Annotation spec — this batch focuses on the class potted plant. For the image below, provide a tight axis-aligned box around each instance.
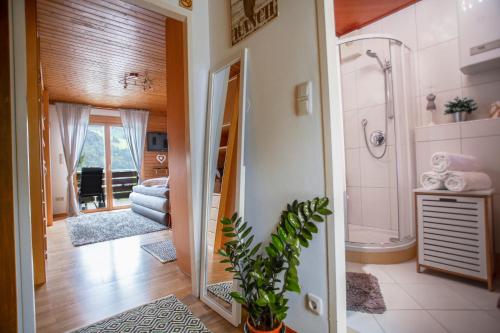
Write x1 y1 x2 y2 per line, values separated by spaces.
218 197 333 333
444 97 478 122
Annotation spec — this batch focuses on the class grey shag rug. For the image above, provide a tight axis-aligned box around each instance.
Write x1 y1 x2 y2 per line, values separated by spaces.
141 239 177 263
71 295 210 333
207 281 233 304
346 272 386 314
66 209 167 247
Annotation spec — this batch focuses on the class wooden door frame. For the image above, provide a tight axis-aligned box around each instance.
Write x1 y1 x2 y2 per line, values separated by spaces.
12 0 208 330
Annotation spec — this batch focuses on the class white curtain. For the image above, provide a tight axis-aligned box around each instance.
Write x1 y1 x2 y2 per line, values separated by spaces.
56 102 91 216
119 109 149 181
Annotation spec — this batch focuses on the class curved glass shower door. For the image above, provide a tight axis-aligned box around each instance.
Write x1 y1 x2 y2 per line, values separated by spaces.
339 35 416 247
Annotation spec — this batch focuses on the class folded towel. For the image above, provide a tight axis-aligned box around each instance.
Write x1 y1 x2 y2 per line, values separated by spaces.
420 171 448 190
444 171 492 192
431 152 481 173
131 203 168 226
142 177 169 187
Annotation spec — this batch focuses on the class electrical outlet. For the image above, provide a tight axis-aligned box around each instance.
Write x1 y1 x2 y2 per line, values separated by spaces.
306 293 323 316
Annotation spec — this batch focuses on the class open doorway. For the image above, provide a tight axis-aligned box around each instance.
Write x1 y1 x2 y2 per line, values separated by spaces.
26 0 236 331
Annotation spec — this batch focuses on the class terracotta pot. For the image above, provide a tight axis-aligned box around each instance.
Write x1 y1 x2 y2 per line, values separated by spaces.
245 319 284 333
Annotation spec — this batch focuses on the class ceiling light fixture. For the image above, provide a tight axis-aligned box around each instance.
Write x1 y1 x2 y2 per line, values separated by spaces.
120 72 152 91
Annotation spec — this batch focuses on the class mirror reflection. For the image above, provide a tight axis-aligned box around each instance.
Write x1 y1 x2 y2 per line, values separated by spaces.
205 61 242 312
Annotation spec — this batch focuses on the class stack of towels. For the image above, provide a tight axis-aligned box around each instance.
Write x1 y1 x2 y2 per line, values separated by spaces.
421 152 492 192
130 177 170 226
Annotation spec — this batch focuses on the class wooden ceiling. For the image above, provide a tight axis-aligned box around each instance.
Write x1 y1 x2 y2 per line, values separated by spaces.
334 0 419 36
37 0 167 111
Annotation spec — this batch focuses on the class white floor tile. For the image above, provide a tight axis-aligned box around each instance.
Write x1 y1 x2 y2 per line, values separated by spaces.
486 309 500 323
444 278 500 310
400 283 479 310
380 261 450 284
374 310 447 333
379 284 422 310
346 262 395 283
347 311 385 333
429 310 500 333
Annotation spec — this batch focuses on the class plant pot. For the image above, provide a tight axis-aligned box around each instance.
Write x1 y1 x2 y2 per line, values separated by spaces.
453 111 468 122
244 319 285 333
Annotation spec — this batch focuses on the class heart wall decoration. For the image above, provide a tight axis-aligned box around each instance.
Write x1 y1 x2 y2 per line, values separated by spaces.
156 154 167 164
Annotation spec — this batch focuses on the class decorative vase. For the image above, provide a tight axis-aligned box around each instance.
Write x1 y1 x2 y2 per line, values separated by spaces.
245 320 285 333
453 112 467 122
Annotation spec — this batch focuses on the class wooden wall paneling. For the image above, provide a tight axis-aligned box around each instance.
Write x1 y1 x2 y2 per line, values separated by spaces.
165 17 191 276
334 0 419 36
0 0 19 330
42 90 53 226
27 0 47 286
214 77 240 253
37 0 167 112
143 111 168 180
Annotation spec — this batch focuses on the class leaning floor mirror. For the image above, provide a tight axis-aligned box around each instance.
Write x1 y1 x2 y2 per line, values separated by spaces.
200 49 248 326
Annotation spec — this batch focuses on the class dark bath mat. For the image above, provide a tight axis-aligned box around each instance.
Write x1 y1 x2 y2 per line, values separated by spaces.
346 272 386 314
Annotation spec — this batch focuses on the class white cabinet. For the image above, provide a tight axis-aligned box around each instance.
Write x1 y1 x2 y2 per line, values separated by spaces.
415 189 495 290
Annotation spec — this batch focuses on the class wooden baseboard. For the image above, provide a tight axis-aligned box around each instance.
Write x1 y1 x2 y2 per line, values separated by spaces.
53 213 68 221
346 244 417 264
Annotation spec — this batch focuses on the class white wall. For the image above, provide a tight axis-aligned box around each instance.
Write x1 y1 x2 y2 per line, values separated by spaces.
209 1 330 331
49 105 68 215
343 0 500 127
415 118 500 253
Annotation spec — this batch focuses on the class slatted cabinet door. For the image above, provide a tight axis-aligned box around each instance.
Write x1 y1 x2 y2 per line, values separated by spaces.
417 195 487 281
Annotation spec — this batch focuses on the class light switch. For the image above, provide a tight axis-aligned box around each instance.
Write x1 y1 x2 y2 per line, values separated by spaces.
296 81 312 116
306 293 323 315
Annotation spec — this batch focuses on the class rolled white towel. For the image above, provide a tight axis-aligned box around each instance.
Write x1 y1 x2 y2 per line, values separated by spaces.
444 171 492 192
141 177 169 187
431 152 481 173
420 171 448 190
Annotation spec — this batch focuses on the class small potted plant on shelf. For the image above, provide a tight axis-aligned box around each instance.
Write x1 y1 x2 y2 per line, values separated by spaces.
445 97 478 122
218 197 333 333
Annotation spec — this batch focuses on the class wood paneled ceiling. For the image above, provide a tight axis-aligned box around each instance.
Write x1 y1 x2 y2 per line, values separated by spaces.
334 0 419 36
37 0 167 111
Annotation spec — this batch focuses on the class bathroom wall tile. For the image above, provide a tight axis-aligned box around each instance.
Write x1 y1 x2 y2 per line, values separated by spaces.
382 5 418 50
461 67 500 88
415 139 461 180
358 103 396 146
360 146 392 188
418 39 461 96
341 72 357 112
416 0 458 49
415 122 460 142
460 118 500 138
346 187 362 227
361 187 391 230
345 148 361 187
343 109 360 148
356 66 386 109
462 80 500 120
461 136 500 191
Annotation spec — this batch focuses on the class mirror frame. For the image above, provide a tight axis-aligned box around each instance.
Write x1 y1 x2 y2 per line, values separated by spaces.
199 48 248 326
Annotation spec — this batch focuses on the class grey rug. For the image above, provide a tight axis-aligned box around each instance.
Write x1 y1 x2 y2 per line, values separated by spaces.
71 295 210 333
346 272 386 314
207 281 233 304
141 239 177 263
66 209 167 247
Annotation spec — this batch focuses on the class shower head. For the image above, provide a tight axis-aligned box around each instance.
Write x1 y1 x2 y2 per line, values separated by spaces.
366 49 386 70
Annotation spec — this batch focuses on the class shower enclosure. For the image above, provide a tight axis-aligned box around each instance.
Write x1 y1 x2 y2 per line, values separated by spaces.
339 34 416 255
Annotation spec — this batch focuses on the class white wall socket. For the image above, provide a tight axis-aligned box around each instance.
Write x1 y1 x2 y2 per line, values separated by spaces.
306 293 323 315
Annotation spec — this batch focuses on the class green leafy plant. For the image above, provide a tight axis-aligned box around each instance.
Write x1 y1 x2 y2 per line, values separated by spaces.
218 197 332 331
444 97 478 114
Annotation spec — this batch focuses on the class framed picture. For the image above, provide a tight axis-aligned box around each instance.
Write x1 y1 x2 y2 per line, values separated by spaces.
231 0 278 45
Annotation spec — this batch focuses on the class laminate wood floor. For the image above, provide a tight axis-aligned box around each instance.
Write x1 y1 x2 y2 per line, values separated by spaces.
35 219 242 333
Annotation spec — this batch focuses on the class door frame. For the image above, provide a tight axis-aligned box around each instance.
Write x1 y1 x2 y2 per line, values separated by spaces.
10 0 210 330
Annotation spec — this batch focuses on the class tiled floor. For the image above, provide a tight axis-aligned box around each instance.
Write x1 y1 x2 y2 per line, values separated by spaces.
347 260 500 333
